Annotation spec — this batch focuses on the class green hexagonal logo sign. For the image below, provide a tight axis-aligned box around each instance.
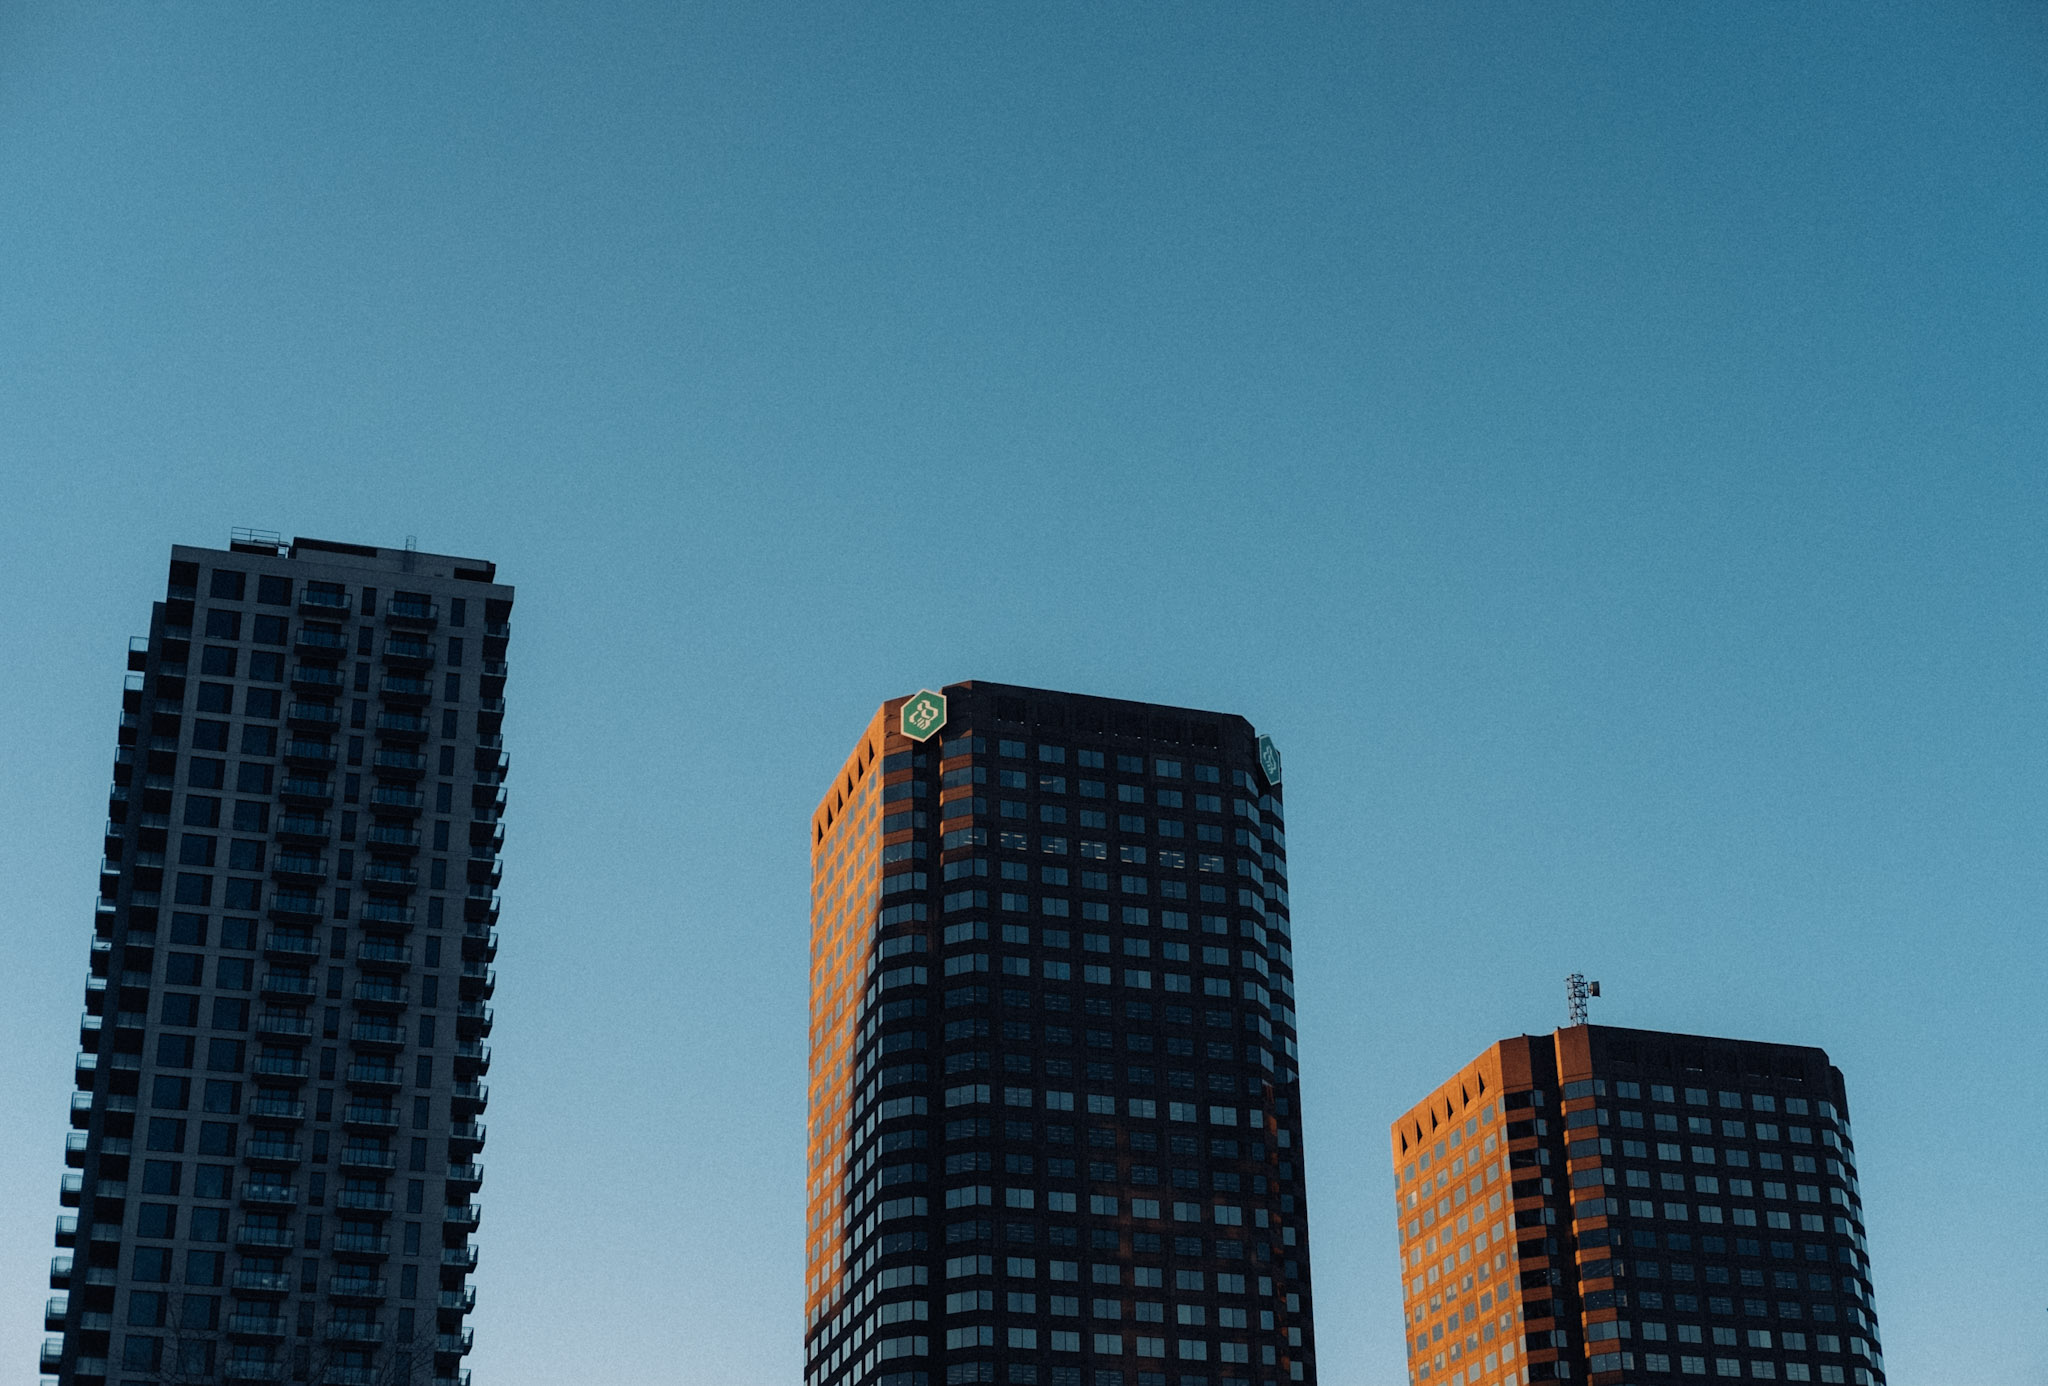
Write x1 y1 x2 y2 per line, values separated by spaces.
1256 734 1282 787
900 689 948 742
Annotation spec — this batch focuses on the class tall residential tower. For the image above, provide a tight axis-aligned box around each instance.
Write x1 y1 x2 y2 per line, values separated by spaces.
806 682 1316 1386
1391 1024 1882 1386
43 534 512 1386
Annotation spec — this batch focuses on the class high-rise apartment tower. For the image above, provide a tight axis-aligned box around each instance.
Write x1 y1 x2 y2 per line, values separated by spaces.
1390 1024 1882 1386
805 681 1315 1386
42 534 513 1386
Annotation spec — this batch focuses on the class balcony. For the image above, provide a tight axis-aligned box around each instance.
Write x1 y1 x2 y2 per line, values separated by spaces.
352 978 407 1011
381 675 433 704
376 711 431 743
448 1121 486 1151
459 924 498 964
349 1022 406 1050
436 1329 475 1356
439 1286 477 1314
45 1293 68 1331
444 1204 481 1232
287 700 342 729
465 855 501 888
342 1104 401 1132
336 1188 395 1214
234 1223 296 1250
357 941 413 970
324 1369 379 1386
459 963 495 1000
365 824 421 853
60 1170 83 1206
299 588 352 617
462 890 500 925
40 1339 63 1372
275 814 331 842
231 1268 294 1294
446 1162 483 1193
294 627 349 655
386 598 439 626
368 785 423 815
279 776 334 805
260 971 317 1000
329 1275 387 1302
360 901 416 928
247 1097 307 1122
338 1145 398 1173
271 853 327 884
290 663 345 692
255 1010 314 1040
442 1246 479 1272
267 891 324 923
382 638 436 668
243 1139 304 1167
240 1183 299 1208
49 1254 72 1288
226 1312 289 1339
325 1320 387 1344
64 1131 88 1167
451 1081 488 1114
360 862 418 889
225 1356 286 1380
345 1062 403 1091
373 749 427 779
55 1213 77 1246
331 1233 391 1257
252 1053 310 1080
263 931 321 961
455 1001 493 1038
452 1041 490 1078
284 739 338 769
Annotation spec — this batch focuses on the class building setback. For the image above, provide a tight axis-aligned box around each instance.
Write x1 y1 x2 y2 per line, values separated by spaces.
805 682 1316 1386
42 534 512 1386
1390 1025 1883 1386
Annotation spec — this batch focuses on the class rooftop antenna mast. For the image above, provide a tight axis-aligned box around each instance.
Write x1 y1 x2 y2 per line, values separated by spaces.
1566 973 1601 1027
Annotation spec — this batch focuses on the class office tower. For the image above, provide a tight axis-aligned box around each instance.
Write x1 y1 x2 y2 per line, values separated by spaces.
1390 1024 1883 1386
805 682 1315 1386
43 533 513 1386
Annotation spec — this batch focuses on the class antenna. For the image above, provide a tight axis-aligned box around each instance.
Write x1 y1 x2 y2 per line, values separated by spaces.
1566 973 1601 1027
402 534 418 573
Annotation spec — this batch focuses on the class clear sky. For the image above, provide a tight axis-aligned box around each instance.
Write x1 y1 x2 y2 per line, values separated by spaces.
1 3 2043 1382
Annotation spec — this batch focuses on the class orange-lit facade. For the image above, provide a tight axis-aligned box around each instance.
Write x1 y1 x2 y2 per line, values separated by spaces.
1392 1026 1881 1386
806 700 897 1337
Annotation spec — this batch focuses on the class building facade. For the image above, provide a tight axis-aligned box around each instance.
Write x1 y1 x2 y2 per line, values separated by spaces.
1390 1025 1882 1386
42 535 513 1386
805 681 1315 1386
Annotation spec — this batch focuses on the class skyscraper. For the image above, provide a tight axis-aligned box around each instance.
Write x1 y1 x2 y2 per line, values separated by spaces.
1390 1024 1882 1386
805 681 1315 1386
42 534 513 1386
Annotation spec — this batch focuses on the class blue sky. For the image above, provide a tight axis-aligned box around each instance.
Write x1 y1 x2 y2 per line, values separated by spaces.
1 4 2043 1382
